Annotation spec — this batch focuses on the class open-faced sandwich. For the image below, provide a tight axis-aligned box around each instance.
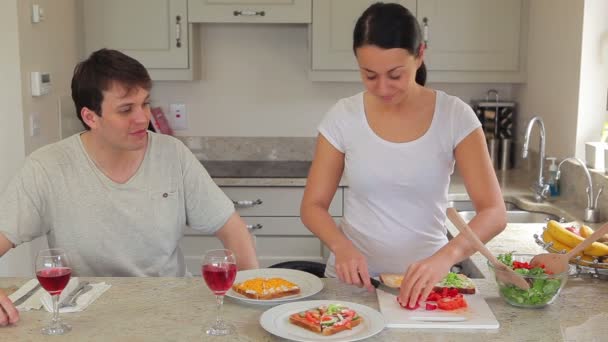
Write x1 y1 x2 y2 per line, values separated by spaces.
380 272 476 294
232 277 300 300
289 303 362 336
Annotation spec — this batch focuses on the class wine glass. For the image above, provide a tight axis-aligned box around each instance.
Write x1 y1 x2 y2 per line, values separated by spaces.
201 249 237 336
35 248 72 335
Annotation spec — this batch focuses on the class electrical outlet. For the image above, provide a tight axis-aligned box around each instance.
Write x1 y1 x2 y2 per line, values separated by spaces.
168 104 187 130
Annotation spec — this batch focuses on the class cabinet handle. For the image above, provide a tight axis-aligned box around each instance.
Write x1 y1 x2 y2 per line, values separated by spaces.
175 15 182 48
233 10 265 17
232 199 263 208
422 17 429 47
246 224 263 231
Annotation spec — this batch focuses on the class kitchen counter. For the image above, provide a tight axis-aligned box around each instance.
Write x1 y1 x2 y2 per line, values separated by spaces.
2 271 606 341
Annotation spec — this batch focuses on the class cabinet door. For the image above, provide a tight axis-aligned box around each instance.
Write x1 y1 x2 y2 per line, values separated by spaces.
418 0 522 71
83 0 189 69
188 0 311 23
311 0 417 71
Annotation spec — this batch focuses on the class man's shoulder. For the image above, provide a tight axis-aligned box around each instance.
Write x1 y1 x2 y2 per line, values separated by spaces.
28 134 83 166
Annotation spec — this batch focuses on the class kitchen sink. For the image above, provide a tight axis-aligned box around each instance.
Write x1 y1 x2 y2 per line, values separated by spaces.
446 231 484 279
449 200 560 224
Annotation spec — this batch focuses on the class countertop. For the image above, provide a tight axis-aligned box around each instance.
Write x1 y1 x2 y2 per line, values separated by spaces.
2 213 607 341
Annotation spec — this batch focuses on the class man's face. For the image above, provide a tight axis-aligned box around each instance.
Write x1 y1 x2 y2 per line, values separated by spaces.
90 83 151 152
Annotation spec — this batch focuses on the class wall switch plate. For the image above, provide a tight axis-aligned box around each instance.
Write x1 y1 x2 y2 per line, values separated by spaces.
168 104 187 130
32 4 44 23
30 112 40 137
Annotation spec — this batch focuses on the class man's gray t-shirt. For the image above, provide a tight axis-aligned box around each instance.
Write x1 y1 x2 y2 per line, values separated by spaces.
0 132 234 276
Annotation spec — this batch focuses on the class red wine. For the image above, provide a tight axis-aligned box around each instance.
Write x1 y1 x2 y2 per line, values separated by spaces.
202 264 237 295
36 267 72 295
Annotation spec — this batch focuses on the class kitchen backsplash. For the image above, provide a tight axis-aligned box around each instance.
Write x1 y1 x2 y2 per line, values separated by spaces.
178 136 315 161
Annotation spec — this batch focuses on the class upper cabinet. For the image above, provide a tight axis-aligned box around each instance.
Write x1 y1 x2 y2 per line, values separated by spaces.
310 0 528 83
188 0 312 23
82 0 198 81
418 0 522 72
311 0 416 71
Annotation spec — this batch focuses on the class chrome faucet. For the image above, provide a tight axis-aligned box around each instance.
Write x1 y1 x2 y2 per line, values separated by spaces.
556 158 603 223
522 116 550 202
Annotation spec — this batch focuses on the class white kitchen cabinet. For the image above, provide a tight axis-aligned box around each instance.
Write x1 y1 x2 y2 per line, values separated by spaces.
188 0 311 23
309 0 528 83
181 186 344 274
311 0 416 72
82 0 198 81
418 0 522 72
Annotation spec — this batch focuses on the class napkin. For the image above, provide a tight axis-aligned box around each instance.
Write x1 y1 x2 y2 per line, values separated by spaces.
7 278 44 311
40 277 112 313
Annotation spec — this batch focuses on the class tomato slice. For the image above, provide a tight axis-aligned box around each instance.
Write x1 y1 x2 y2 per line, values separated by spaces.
437 294 467 311
396 296 420 310
425 303 438 311
426 292 442 302
306 311 320 324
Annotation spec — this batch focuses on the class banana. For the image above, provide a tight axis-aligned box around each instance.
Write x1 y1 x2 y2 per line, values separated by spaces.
541 230 577 254
579 224 608 244
545 220 608 257
579 225 593 238
541 229 608 268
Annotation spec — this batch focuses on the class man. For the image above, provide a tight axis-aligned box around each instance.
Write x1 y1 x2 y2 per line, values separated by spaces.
0 49 258 325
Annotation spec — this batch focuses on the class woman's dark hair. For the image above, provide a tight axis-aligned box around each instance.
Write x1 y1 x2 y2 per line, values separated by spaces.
71 48 152 130
353 2 426 86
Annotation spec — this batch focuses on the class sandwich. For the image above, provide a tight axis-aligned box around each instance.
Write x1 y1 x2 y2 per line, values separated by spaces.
379 272 476 294
232 277 300 300
289 303 362 336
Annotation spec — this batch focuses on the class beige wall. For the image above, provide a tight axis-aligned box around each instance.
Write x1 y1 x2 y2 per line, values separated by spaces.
151 24 514 137
0 0 79 276
514 0 584 159
575 0 608 158
17 0 80 154
0 0 30 277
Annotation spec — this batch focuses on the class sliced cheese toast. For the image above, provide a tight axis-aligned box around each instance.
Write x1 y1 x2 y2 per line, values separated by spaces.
232 277 300 300
379 272 476 294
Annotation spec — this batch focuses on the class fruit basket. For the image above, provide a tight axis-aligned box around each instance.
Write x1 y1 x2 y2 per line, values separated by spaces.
534 222 608 280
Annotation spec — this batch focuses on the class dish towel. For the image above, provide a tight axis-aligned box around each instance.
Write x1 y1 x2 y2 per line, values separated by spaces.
8 278 111 313
40 277 112 313
7 278 44 311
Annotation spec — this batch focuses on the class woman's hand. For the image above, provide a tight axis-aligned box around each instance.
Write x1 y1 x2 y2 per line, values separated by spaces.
398 254 452 308
0 289 19 326
333 241 374 291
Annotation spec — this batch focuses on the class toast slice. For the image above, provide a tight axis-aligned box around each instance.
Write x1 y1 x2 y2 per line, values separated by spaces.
232 277 300 300
379 272 476 294
288 304 363 336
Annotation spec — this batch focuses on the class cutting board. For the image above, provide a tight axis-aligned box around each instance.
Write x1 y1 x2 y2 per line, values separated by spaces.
377 289 499 329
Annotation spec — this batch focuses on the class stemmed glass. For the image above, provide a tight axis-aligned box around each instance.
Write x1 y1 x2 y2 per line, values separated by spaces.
201 249 237 336
35 248 72 335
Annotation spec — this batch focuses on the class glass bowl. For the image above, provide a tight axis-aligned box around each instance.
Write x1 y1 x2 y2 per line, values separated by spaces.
487 253 569 308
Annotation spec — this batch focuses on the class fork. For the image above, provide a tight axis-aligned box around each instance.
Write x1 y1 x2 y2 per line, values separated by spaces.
59 284 93 308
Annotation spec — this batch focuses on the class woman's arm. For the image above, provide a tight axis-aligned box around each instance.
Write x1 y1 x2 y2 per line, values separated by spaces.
400 127 507 307
301 135 373 290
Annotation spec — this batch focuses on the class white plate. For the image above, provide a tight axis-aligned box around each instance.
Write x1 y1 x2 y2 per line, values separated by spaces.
226 268 324 305
260 300 385 342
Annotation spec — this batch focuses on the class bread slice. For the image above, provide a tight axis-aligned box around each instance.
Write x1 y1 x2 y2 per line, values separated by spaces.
232 277 300 300
379 272 476 294
289 312 322 333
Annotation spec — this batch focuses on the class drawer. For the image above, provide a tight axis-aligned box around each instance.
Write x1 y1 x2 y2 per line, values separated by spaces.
185 217 342 236
222 186 343 217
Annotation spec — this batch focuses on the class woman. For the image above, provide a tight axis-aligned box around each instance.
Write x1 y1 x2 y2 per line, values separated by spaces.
300 2 506 308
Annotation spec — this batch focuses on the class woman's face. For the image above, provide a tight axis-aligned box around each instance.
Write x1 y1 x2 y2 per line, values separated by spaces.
355 45 423 105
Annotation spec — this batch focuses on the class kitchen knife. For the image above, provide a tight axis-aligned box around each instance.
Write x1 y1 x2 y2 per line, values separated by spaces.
13 283 42 306
370 277 401 296
58 281 90 308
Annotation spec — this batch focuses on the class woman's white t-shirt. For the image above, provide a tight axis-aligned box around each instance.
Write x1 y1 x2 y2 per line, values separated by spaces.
318 90 481 277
